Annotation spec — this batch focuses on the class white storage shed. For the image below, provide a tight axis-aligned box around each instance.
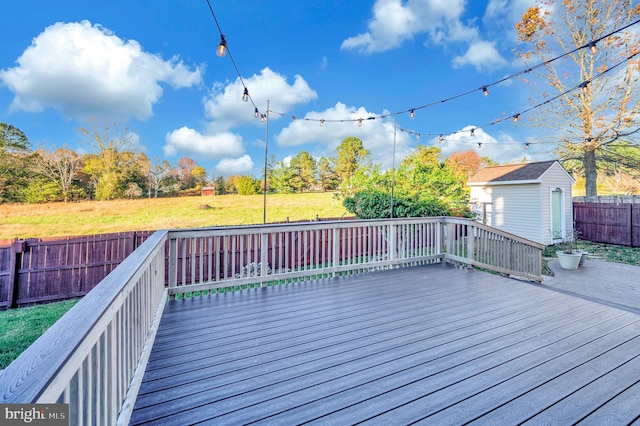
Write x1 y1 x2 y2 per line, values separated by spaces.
467 160 575 245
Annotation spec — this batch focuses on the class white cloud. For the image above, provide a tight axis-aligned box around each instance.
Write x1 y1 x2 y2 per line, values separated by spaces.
0 21 202 120
434 125 530 163
164 126 244 158
215 155 254 175
452 40 509 72
203 67 317 131
341 0 473 53
275 102 412 170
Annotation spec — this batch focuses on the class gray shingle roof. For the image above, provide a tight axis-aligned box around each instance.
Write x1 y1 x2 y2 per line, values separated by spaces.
467 160 558 184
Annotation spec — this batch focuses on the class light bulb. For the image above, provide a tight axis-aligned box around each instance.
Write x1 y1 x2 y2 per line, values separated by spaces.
320 119 324 127
410 109 415 119
470 128 475 137
357 118 363 128
216 35 227 57
482 86 489 96
513 114 520 123
438 134 443 144
581 82 589 94
254 108 259 119
525 143 530 149
477 142 482 149
261 114 266 122
242 88 249 102
589 42 598 54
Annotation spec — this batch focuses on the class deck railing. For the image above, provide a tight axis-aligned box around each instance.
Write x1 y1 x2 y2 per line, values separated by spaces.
0 217 542 424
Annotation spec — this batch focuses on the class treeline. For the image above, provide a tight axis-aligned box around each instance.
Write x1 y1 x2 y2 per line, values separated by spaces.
0 120 493 216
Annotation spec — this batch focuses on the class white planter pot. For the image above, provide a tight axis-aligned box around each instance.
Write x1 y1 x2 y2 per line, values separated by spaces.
556 251 582 270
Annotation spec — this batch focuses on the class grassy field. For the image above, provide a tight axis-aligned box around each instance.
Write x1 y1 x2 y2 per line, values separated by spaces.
0 192 349 240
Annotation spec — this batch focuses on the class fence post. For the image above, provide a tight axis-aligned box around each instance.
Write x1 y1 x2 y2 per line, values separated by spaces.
8 240 26 309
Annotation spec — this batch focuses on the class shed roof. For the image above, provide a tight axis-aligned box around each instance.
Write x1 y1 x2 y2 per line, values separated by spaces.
467 160 572 185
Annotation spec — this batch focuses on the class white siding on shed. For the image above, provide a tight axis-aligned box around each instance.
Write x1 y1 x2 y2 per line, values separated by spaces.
490 184 542 243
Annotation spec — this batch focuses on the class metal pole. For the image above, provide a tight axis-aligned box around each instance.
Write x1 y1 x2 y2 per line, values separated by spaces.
390 119 396 218
263 100 269 224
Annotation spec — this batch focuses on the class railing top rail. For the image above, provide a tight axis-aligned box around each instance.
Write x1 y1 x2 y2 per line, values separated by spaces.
0 230 169 403
166 216 457 237
471 221 546 249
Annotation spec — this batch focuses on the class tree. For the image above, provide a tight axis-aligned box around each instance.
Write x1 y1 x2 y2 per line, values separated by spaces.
515 0 640 198
33 148 83 202
79 117 138 200
317 156 339 191
269 160 296 194
333 136 370 194
147 160 177 198
0 123 32 202
445 150 486 180
289 151 317 192
236 175 260 195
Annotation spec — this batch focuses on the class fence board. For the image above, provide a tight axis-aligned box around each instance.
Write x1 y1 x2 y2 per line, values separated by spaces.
574 203 633 246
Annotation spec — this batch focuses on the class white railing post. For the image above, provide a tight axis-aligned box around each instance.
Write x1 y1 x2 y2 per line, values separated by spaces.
332 226 340 277
260 233 268 287
389 223 396 261
466 222 474 266
168 237 177 300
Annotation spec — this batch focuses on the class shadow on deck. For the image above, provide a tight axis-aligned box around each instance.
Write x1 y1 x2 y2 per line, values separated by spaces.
131 263 640 425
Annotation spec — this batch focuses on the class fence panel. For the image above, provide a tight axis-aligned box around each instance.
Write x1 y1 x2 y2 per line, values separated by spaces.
574 203 633 246
634 205 640 247
0 232 153 308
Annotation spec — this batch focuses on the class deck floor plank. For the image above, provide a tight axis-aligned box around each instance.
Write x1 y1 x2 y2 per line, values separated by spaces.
130 263 640 425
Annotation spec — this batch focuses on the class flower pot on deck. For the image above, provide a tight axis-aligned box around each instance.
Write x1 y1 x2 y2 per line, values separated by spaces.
556 251 582 270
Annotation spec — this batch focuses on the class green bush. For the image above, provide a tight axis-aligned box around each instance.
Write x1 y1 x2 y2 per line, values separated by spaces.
343 189 450 219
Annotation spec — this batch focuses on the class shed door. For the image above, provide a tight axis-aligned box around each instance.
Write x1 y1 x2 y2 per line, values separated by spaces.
551 188 563 239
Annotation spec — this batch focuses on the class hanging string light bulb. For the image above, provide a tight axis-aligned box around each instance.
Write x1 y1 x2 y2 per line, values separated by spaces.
477 142 482 149
410 109 415 119
589 42 598 54
513 114 520 123
357 118 363 127
525 143 530 149
242 88 249 102
482 86 489 96
470 128 475 137
580 81 590 94
254 108 259 119
438 134 443 144
216 34 227 57
261 114 266 123
320 119 325 127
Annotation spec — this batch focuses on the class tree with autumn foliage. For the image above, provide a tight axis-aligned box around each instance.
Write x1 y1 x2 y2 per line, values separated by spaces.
445 150 491 181
515 0 640 198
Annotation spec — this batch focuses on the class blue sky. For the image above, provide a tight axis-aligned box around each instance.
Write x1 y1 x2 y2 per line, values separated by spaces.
0 0 553 177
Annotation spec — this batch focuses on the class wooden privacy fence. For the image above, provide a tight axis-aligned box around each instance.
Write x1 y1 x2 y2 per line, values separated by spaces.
573 202 640 247
0 232 153 309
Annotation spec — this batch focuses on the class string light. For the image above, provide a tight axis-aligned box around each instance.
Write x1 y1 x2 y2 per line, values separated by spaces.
242 88 249 102
410 109 415 119
513 114 520 123
358 118 363 127
589 42 598 54
320 119 324 127
216 34 227 57
470 128 475 137
477 142 482 149
438 134 443 144
254 108 259 119
580 81 590 94
482 86 489 96
525 143 530 149
261 114 267 122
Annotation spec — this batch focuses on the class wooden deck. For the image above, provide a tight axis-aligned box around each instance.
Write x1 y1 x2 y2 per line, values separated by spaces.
130 263 640 425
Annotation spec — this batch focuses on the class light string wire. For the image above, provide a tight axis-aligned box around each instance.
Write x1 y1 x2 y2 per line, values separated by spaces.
205 2 640 147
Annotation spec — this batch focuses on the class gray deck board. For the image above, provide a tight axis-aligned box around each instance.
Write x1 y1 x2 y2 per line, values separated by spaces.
130 263 640 425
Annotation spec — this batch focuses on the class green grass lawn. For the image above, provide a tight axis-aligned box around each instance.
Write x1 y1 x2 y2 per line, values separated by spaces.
0 299 79 369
